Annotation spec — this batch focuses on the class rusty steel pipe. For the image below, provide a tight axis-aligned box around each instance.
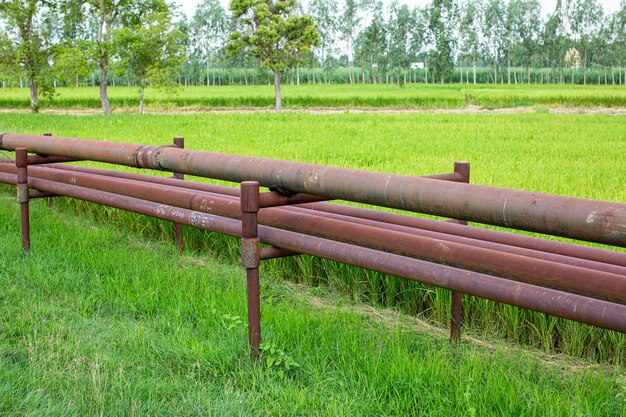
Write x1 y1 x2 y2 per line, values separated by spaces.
2 134 624 246
15 149 30 252
7 161 626 272
260 246 300 260
282 205 626 276
37 162 626 268
241 181 261 358
2 161 625 278
296 202 626 267
6 174 626 333
172 137 185 252
450 161 470 342
6 164 626 305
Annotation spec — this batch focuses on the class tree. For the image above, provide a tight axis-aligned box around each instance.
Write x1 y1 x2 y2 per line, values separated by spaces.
569 0 603 84
610 1 626 85
191 0 228 86
483 0 505 83
114 8 184 114
388 2 414 84
0 0 56 112
507 0 541 84
459 0 483 84
354 0 387 83
227 0 319 113
543 0 569 83
308 0 338 83
340 0 360 84
427 0 459 84
82 0 134 114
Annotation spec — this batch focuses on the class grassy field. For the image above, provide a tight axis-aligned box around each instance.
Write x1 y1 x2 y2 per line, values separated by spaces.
1 84 626 110
0 193 625 416
1 111 625 364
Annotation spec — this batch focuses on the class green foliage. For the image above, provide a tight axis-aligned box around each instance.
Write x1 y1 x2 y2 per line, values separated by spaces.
427 0 459 84
0 0 57 112
227 0 320 72
113 8 185 112
258 341 300 378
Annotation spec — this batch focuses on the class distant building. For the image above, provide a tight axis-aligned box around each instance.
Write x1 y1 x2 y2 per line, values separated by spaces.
565 48 581 69
410 62 425 69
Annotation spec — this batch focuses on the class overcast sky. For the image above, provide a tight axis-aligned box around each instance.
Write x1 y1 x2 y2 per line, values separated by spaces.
173 0 621 19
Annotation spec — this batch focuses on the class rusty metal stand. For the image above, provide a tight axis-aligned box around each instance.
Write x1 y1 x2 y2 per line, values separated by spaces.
449 161 470 342
172 136 185 252
15 148 30 252
43 132 54 207
241 181 261 358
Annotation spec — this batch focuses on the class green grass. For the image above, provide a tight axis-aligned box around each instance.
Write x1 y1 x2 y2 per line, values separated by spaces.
0 111 625 363
1 83 626 110
0 193 625 416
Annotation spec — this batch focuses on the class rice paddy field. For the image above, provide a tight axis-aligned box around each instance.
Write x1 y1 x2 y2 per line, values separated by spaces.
0 92 625 415
2 83 626 110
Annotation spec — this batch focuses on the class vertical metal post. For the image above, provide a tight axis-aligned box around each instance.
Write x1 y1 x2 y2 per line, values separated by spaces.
450 161 470 342
15 148 30 252
173 136 184 251
241 181 261 358
43 132 53 207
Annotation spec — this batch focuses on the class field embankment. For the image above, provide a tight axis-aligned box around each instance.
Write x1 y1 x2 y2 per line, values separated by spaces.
1 84 626 111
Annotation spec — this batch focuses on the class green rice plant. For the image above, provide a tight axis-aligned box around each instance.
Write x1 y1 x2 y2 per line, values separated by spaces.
1 83 626 110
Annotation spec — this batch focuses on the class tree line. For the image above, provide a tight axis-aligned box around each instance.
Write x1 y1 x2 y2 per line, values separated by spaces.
1 0 625 114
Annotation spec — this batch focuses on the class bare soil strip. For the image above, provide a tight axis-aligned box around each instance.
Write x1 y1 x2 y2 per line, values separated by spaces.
2 105 626 115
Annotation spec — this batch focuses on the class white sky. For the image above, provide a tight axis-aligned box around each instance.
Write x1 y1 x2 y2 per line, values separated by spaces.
173 0 621 19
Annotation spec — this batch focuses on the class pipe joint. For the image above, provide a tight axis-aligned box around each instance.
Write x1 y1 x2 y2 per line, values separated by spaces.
17 183 29 203
241 237 260 268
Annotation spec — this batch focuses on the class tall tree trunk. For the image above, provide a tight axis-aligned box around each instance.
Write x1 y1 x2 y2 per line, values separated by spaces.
473 47 476 85
583 48 587 85
507 55 511 84
273 69 281 113
29 75 39 113
493 58 497 85
100 61 111 115
139 76 145 115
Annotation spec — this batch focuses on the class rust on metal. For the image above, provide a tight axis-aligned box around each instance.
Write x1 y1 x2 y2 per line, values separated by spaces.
241 238 261 268
1 133 624 246
2 162 624 304
450 161 470 342
172 136 185 251
15 148 30 252
241 181 261 357
260 246 300 260
1 171 625 333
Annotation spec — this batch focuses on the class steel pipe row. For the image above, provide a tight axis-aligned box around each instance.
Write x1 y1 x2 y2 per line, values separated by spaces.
1 171 624 333
10 161 626 268
1 162 625 306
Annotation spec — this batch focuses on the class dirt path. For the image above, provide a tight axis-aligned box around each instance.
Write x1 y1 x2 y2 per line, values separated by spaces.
2 105 626 116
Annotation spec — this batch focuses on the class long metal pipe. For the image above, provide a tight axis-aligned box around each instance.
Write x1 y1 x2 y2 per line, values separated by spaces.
32 161 626 268
3 172 625 333
1 134 624 246
4 161 624 276
3 163 624 305
3 161 626 275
